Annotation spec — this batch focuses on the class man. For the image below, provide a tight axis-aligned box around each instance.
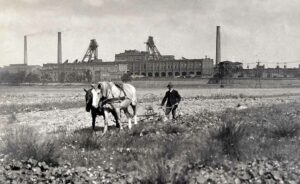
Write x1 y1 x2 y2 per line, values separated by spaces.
161 82 181 120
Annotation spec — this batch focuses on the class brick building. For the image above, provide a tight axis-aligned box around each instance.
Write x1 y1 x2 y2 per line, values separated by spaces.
42 62 127 82
122 58 214 78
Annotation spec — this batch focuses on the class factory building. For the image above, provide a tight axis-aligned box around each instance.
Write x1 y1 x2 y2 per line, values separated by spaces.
216 61 300 79
3 27 218 83
121 58 213 78
42 62 127 82
114 36 214 77
2 64 41 75
242 65 300 78
41 34 215 82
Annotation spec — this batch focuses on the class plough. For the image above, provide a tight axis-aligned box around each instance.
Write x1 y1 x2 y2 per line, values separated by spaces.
137 93 182 122
137 93 162 121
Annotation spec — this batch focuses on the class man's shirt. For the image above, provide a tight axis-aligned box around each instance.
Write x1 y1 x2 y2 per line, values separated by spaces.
161 89 181 107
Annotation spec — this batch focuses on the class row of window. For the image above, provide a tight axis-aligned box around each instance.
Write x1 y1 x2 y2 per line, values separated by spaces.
132 63 202 70
135 71 202 77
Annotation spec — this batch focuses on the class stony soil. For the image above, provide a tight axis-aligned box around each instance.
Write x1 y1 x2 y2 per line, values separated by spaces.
0 86 299 183
1 94 300 136
0 157 299 183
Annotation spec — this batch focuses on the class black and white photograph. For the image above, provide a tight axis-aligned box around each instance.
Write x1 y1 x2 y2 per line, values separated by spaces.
0 0 299 183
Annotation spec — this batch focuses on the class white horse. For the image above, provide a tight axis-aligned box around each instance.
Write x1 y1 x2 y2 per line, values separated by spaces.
91 81 138 133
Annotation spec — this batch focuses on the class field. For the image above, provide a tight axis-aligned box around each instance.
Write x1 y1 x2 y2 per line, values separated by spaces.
0 85 300 183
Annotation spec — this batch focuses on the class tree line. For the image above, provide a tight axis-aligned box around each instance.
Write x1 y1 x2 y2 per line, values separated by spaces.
0 70 93 85
0 71 41 85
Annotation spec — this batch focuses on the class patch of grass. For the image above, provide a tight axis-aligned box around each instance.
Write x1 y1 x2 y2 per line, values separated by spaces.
137 159 170 184
161 124 185 135
2 126 60 166
271 120 300 138
184 136 222 166
68 131 102 150
129 123 157 137
269 114 300 138
211 120 245 160
217 102 300 162
8 112 18 124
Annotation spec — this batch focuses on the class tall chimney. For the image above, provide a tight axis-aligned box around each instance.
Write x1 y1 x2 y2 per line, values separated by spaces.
57 32 62 64
24 35 28 65
216 26 221 66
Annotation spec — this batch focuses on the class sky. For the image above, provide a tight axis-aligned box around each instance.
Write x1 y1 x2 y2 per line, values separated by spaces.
0 0 300 68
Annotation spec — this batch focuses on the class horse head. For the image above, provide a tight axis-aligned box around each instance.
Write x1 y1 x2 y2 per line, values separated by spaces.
86 84 103 110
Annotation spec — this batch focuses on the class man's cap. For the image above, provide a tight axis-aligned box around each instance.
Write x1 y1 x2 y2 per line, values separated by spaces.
167 82 173 88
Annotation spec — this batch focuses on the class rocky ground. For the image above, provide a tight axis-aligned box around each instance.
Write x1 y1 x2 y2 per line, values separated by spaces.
1 94 300 136
0 158 299 183
0 87 299 183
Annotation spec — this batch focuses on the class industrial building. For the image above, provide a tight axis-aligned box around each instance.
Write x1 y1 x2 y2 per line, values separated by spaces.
42 62 127 82
114 36 214 77
2 26 299 84
40 33 215 82
122 58 213 78
242 65 300 79
2 64 41 75
216 61 300 79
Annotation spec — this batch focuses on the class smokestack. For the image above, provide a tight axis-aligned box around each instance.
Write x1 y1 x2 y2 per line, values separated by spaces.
216 26 221 66
57 32 62 64
24 35 28 65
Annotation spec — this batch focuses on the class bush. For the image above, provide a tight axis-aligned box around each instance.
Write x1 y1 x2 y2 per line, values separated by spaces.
211 120 245 160
2 126 60 166
121 73 132 82
0 71 26 85
137 159 170 184
25 72 41 83
184 137 222 166
162 124 185 135
270 119 300 138
68 131 102 150
8 112 18 124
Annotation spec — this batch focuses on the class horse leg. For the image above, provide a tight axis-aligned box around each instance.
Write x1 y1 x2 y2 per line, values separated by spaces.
103 110 109 134
115 107 123 130
120 99 133 128
91 112 96 130
131 104 138 125
107 107 120 129
123 108 132 129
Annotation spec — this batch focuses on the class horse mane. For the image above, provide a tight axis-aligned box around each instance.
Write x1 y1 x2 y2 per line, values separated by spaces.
98 81 109 98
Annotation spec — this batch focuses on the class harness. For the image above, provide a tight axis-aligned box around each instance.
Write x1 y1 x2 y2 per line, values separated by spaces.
98 82 129 108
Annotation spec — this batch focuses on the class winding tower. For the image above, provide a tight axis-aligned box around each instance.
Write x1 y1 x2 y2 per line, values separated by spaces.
145 36 161 61
82 39 99 62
